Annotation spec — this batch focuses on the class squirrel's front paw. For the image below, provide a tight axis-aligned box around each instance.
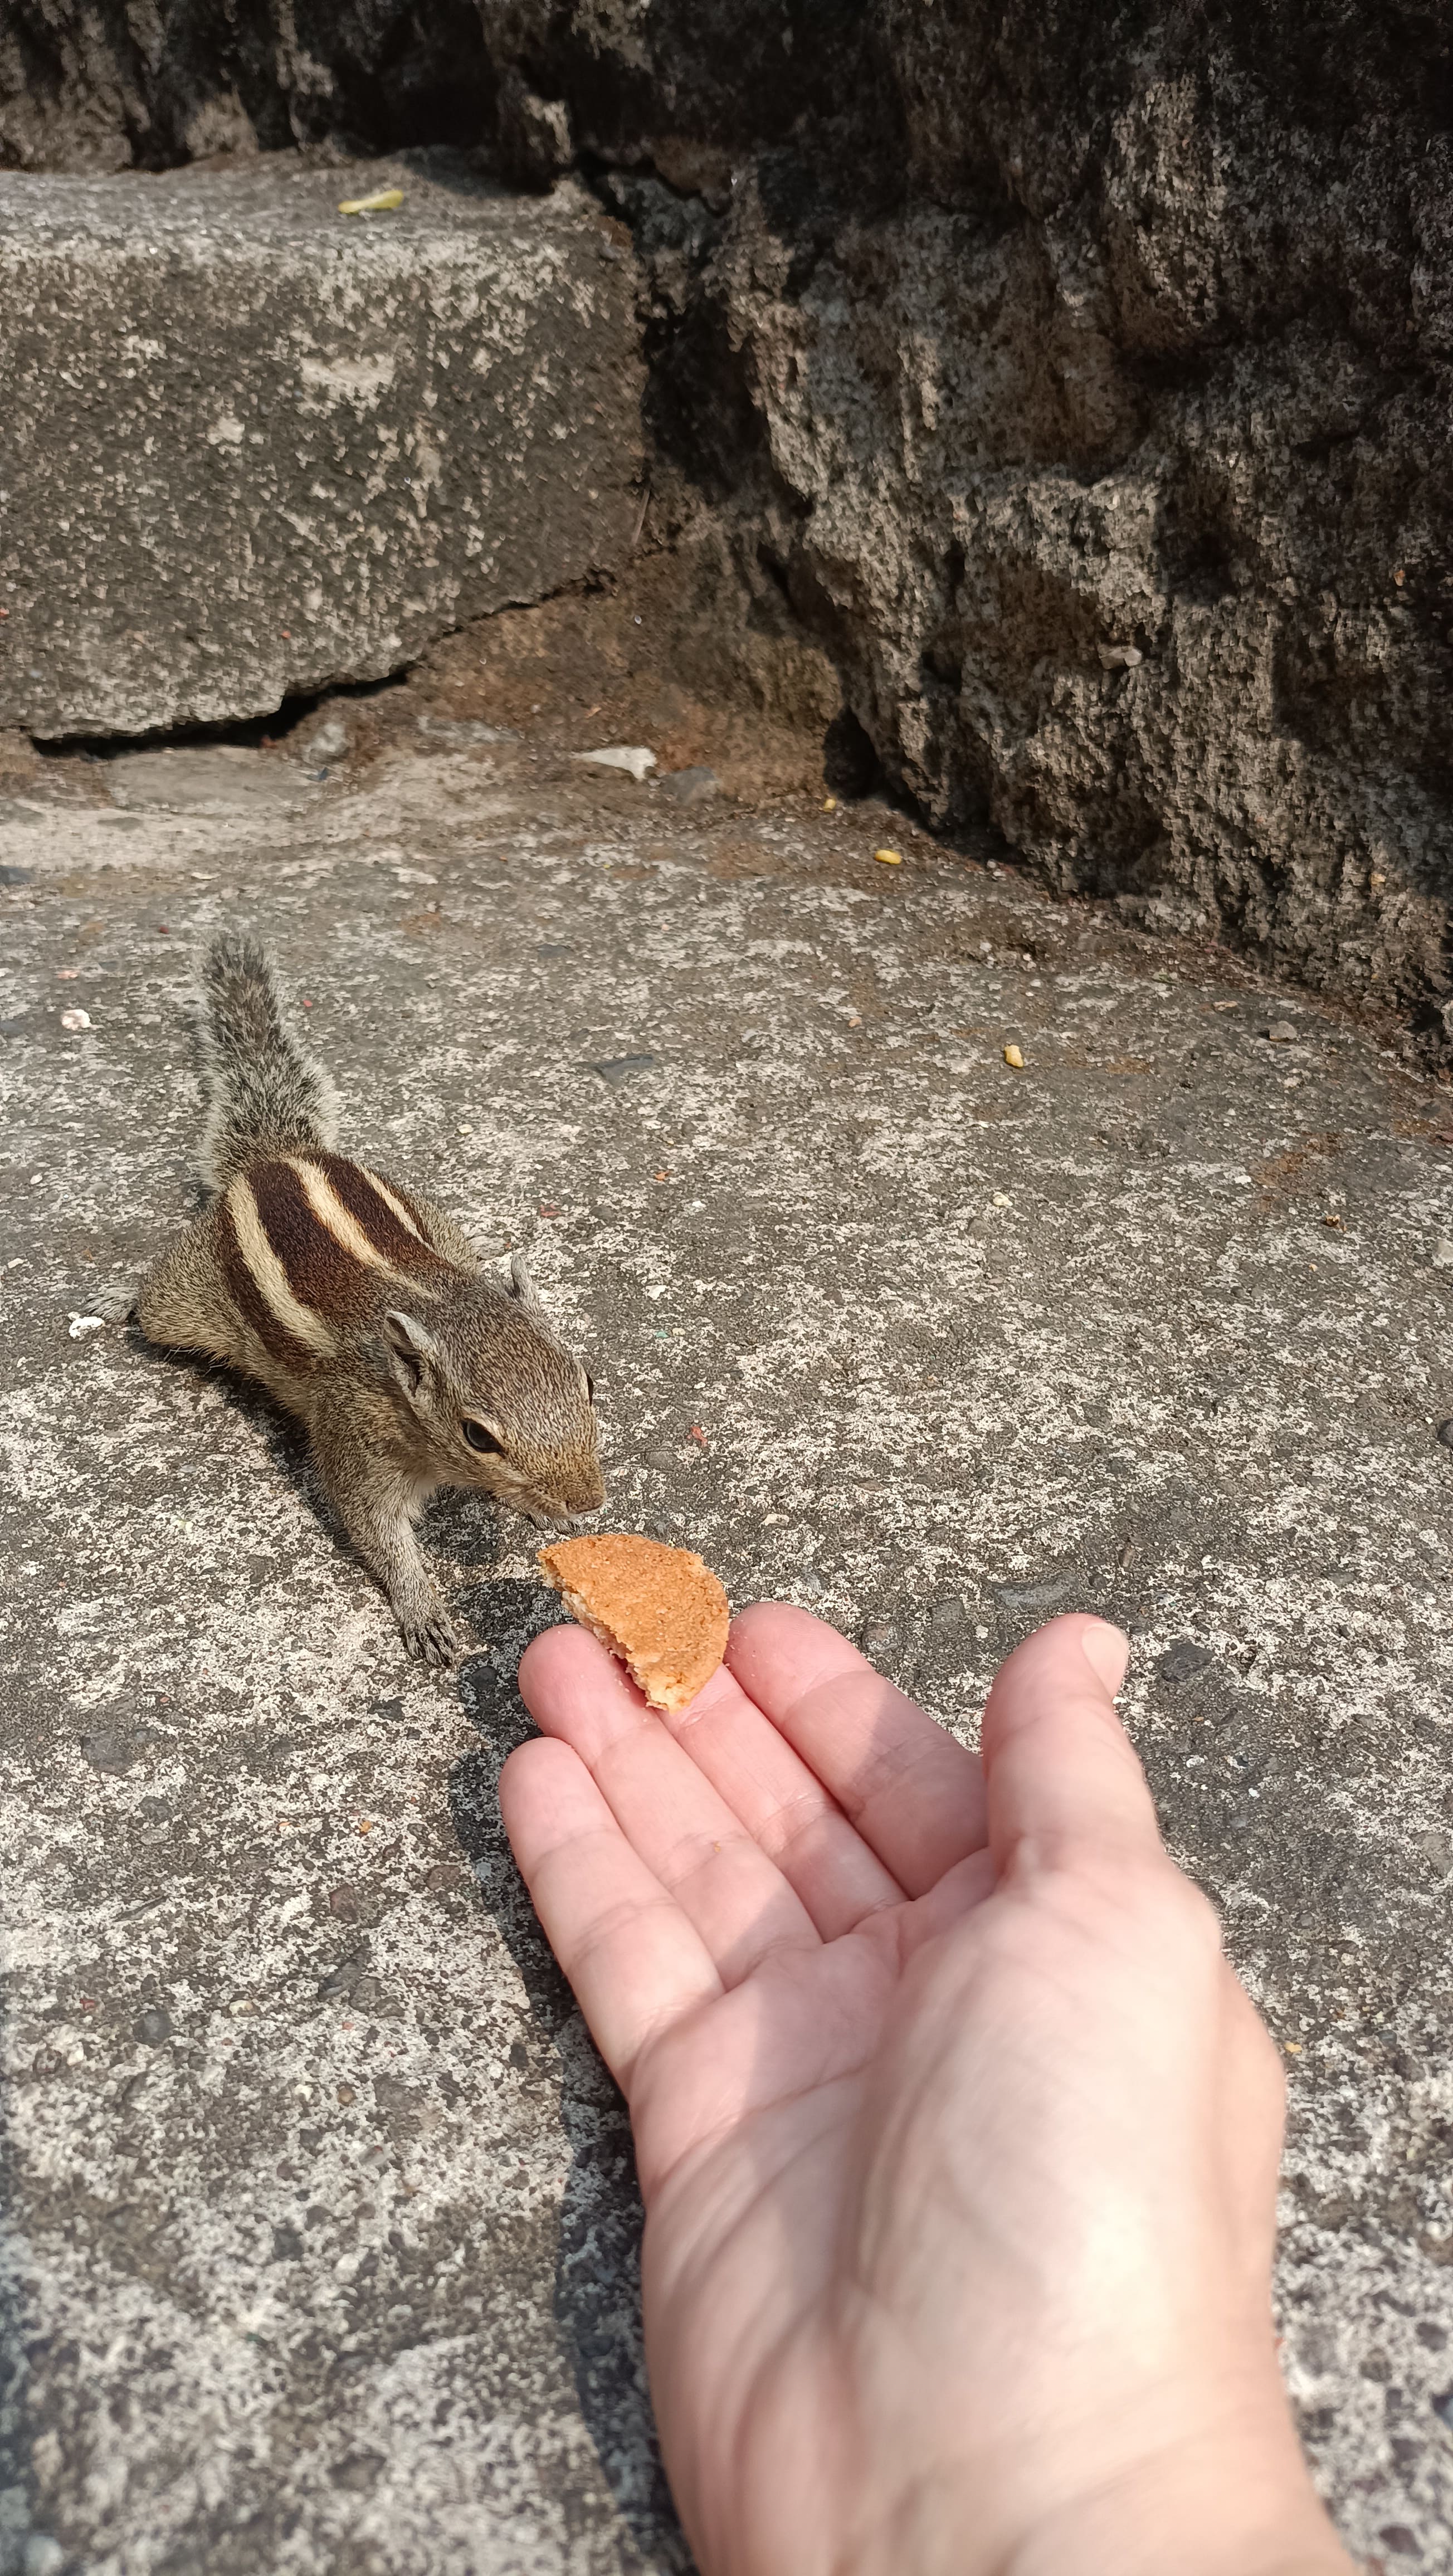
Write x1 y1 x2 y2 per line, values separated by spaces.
397 1603 462 1668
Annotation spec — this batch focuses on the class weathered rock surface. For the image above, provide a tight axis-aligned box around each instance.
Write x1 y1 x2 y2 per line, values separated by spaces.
0 152 643 735
596 0 1453 1042
6 7 1451 1031
1 660 1452 2569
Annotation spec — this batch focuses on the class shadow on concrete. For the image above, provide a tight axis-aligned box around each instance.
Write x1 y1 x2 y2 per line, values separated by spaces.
447 1596 694 2574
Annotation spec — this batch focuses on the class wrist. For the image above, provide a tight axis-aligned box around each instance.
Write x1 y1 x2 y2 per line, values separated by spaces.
1000 2421 1354 2576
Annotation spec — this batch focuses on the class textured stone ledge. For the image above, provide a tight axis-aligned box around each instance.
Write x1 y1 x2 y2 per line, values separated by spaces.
0 153 644 735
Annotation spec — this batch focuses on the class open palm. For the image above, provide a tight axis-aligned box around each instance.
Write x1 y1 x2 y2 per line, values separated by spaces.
501 1606 1350 2576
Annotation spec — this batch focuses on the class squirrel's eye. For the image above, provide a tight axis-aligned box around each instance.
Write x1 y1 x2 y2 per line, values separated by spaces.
462 1419 503 1455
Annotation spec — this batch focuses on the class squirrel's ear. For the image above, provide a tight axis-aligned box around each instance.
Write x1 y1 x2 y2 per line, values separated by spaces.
508 1252 540 1307
383 1308 437 1390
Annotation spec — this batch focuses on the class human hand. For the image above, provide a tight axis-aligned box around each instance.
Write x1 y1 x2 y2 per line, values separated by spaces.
501 1607 1353 2576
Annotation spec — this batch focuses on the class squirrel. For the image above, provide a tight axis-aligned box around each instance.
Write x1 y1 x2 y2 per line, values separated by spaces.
136 933 605 1666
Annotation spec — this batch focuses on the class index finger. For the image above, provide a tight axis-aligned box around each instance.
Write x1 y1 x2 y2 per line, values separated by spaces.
725 1603 987 1896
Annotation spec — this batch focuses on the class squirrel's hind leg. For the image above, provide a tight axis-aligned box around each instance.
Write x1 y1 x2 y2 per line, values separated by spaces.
136 1215 247 1367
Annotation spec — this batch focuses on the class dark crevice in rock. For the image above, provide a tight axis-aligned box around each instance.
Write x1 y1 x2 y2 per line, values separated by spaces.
821 709 882 803
33 669 407 761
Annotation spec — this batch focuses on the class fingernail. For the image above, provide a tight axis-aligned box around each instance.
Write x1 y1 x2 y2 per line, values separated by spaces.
1081 1618 1130 1696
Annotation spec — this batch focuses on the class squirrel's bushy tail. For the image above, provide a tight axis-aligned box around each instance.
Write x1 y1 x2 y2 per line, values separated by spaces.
198 933 339 1188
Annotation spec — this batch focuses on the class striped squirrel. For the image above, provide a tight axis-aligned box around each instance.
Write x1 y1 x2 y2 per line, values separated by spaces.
136 934 604 1665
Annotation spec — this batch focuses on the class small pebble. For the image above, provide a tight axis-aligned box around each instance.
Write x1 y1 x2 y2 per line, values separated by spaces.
82 1730 135 1773
993 1573 1074 1611
1264 1023 1299 1044
417 715 518 746
589 1052 659 1082
60 1007 91 1031
299 717 349 764
657 765 718 804
1431 1240 1453 1269
67 1313 105 1339
133 2006 173 2046
1157 1640 1213 1685
1098 642 1143 669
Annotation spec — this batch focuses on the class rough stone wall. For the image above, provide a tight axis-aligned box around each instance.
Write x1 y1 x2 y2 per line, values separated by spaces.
5 1 1453 1037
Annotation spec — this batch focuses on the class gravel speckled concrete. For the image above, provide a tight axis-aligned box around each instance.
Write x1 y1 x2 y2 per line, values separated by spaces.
0 153 643 738
1 705 1451 2573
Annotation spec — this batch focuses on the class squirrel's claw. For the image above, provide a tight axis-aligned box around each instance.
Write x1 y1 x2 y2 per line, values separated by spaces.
398 1605 462 1668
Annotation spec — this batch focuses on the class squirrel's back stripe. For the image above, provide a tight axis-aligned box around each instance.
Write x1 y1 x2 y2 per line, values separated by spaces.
220 1154 460 1350
217 1187 334 1373
243 1160 379 1328
310 1154 449 1275
288 1159 400 1279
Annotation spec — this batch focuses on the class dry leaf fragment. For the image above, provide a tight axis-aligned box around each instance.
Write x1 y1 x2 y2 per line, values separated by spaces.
574 745 657 782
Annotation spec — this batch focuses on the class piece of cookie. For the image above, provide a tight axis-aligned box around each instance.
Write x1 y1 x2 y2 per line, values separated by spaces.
538 1532 730 1711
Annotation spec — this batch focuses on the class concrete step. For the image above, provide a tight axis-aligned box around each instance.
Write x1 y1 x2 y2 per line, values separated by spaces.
0 151 643 737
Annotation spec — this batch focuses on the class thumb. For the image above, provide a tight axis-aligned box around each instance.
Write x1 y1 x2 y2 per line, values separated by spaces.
981 1613 1161 1872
